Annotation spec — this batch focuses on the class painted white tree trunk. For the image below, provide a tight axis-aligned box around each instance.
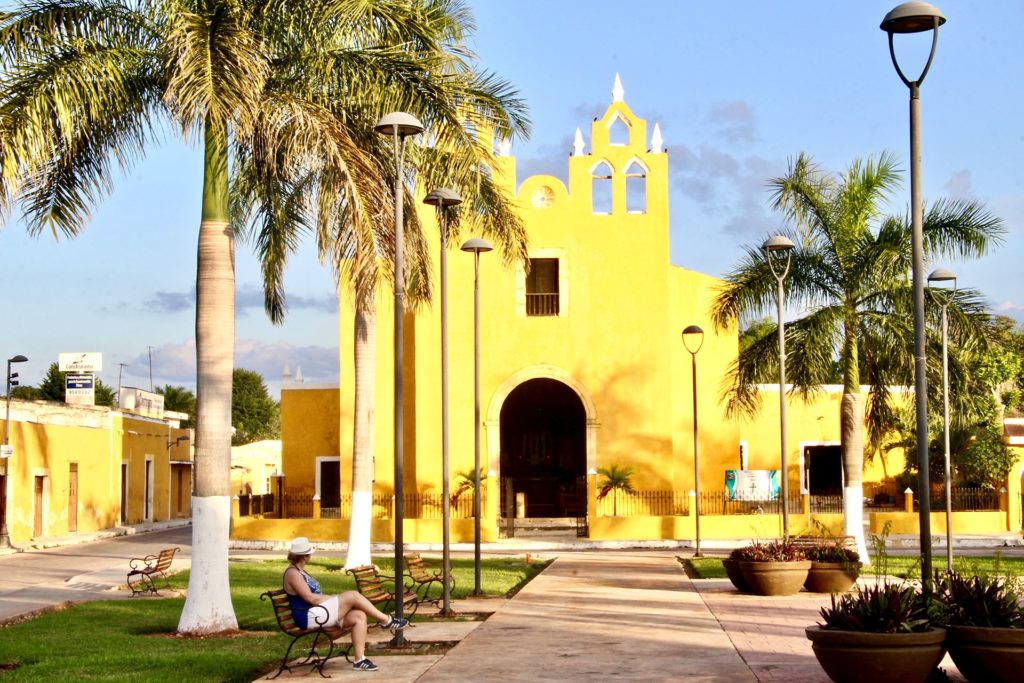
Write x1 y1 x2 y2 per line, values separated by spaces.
178 127 238 632
345 306 376 569
840 392 870 565
178 496 238 632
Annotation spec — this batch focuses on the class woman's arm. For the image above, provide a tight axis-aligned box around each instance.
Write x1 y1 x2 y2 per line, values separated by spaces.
283 567 326 605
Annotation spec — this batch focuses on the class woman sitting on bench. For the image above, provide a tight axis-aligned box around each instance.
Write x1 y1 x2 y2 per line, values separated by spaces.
283 537 409 672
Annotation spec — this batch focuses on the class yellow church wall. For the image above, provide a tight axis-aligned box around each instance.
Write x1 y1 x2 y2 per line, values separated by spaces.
279 387 340 498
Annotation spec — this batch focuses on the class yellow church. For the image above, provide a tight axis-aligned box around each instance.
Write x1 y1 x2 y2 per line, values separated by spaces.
258 78 1020 545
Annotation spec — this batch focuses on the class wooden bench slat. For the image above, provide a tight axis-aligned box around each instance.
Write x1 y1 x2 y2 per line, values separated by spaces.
126 547 179 596
260 589 352 679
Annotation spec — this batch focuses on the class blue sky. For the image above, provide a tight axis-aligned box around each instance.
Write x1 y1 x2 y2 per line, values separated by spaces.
1 0 1021 397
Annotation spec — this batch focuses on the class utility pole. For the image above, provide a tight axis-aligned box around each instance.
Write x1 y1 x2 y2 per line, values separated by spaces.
117 363 128 399
146 347 154 391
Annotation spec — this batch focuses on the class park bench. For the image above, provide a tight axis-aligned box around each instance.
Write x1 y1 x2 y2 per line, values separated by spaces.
260 589 352 679
404 552 454 607
126 547 179 596
346 564 420 617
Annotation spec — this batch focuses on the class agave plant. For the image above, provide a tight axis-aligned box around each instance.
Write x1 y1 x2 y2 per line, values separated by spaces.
733 539 806 562
819 582 931 633
934 570 1024 628
804 544 860 565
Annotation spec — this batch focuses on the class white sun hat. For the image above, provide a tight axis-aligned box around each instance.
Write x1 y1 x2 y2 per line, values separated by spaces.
289 537 314 555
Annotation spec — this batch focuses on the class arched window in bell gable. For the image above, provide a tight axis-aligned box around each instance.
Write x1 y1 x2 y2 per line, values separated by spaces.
625 159 647 214
591 161 613 214
608 113 630 146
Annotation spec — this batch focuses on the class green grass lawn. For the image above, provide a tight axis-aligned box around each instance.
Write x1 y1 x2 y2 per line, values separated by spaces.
688 554 1024 580
0 556 545 682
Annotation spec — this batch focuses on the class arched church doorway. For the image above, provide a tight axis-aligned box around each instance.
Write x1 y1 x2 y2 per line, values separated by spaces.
500 378 586 518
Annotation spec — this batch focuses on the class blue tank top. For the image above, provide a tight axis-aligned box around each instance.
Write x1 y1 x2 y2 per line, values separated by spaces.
285 567 322 630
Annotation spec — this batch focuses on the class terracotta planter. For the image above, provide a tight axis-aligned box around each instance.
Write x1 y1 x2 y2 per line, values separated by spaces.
738 560 811 596
722 558 750 592
946 625 1024 683
805 625 946 683
804 561 860 593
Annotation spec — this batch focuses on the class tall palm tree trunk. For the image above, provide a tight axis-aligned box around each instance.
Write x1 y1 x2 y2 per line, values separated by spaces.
345 304 376 568
179 122 239 633
841 392 869 564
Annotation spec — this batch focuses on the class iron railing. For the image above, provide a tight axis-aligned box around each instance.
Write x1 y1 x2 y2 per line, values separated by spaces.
526 292 559 316
237 491 478 519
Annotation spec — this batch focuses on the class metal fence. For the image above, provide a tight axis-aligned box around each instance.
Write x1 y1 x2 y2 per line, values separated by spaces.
237 491 477 520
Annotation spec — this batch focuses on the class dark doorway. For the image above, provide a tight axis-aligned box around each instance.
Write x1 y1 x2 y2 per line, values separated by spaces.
500 378 586 518
320 460 341 509
805 445 843 494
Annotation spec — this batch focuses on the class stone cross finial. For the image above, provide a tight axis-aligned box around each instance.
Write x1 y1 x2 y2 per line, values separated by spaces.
651 123 664 153
573 128 585 156
498 138 511 156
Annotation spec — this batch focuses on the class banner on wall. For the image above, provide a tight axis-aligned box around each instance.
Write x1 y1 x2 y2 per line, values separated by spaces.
725 469 779 501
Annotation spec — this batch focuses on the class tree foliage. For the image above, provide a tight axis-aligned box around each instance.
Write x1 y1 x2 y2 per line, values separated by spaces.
156 385 196 429
231 369 279 445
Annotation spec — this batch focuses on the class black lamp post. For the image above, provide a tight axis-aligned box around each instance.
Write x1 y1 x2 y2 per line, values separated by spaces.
424 187 462 616
461 237 493 596
2 354 28 549
881 0 946 587
682 326 704 557
762 234 795 536
375 111 423 644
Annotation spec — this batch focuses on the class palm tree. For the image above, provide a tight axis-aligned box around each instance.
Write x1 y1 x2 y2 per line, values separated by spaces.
0 0 525 632
712 152 1003 558
230 6 529 569
596 464 636 517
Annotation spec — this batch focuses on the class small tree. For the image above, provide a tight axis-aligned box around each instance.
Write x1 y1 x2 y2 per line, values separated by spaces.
597 464 636 516
231 369 279 445
450 468 488 512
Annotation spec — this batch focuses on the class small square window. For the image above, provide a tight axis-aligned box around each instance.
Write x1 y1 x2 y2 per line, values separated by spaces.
526 259 559 316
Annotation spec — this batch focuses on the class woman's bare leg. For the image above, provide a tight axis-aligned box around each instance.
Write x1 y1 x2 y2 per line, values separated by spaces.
341 609 368 661
335 591 391 624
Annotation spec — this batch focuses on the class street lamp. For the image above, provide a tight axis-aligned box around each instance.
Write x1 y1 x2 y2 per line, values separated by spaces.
762 234 795 536
375 111 423 644
424 187 462 616
928 267 956 569
2 354 28 549
682 325 704 557
460 237 493 596
881 0 946 586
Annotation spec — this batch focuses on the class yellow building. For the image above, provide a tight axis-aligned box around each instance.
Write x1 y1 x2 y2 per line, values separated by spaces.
267 79 1020 543
0 399 191 545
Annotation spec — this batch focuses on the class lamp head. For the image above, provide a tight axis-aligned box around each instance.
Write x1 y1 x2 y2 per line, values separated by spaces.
8 355 27 363
374 112 424 137
881 2 946 34
927 267 956 284
761 235 795 253
682 324 705 354
424 188 462 207
460 238 493 254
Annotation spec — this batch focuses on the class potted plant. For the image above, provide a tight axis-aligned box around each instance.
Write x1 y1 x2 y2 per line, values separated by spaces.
803 542 861 594
721 547 751 593
805 581 946 683
735 539 810 596
933 569 1024 683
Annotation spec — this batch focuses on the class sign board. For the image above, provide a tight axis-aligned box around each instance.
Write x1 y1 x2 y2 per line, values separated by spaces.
118 387 165 419
59 352 103 373
65 373 95 406
0 445 12 459
725 469 780 501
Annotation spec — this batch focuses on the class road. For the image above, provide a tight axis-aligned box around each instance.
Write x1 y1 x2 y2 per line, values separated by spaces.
0 525 192 623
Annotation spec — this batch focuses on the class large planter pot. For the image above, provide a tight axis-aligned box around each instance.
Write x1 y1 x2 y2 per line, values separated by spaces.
738 560 811 596
722 558 750 592
805 625 947 683
804 561 860 594
946 625 1024 683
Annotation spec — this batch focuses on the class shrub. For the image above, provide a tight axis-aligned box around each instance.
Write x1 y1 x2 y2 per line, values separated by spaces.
804 544 860 564
934 570 1024 628
733 539 805 562
818 582 931 633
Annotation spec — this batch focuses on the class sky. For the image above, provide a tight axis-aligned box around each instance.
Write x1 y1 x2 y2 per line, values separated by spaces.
1 0 1022 398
